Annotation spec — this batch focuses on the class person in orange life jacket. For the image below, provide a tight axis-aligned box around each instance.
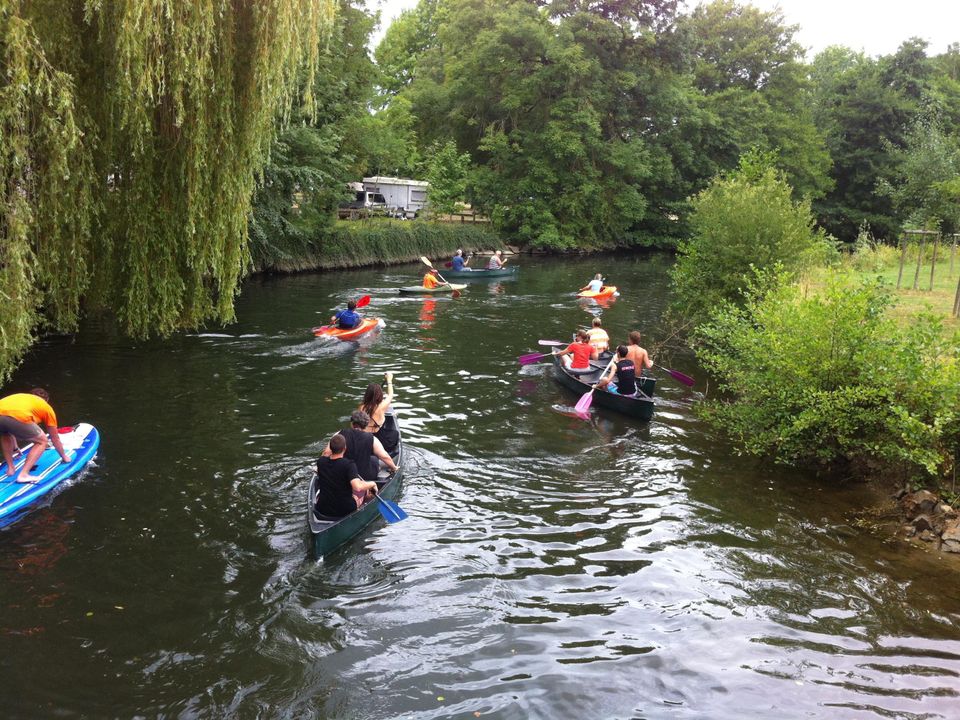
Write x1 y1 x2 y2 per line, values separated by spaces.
553 330 597 370
586 317 609 354
0 388 72 483
315 432 378 518
422 268 447 289
322 410 397 485
331 299 361 329
598 345 638 395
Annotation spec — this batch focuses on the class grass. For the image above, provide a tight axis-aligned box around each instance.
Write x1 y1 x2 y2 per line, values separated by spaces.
803 243 960 331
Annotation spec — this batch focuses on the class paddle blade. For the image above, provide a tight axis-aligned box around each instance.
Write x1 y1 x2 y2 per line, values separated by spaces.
574 390 594 414
658 364 695 387
420 255 434 268
451 289 461 298
356 294 371 309
311 325 329 335
444 261 453 268
538 339 565 347
518 352 546 365
377 496 408 523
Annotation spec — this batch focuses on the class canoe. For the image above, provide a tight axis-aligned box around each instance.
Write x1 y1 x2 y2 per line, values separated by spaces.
0 423 100 528
444 266 518 279
307 412 404 557
552 355 656 421
577 285 619 299
312 317 382 340
397 283 466 294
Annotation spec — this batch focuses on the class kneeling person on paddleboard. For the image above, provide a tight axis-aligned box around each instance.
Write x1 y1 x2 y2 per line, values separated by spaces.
331 299 362 330
315 433 378 517
0 388 72 483
598 345 637 396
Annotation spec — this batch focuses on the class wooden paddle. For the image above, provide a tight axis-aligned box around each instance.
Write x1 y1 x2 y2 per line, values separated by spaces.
419 256 461 297
574 355 618 414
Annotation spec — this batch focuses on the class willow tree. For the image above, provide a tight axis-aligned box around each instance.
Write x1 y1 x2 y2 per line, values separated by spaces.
0 0 335 381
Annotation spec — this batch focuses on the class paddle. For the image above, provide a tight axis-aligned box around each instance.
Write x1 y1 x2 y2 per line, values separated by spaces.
654 364 696 387
518 352 550 365
375 494 408 523
574 355 618 414
419 256 460 297
538 339 566 347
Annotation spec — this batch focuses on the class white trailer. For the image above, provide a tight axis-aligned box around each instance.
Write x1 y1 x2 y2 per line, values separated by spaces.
362 176 429 215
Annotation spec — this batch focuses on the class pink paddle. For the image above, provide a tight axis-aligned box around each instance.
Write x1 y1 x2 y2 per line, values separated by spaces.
518 352 548 365
573 355 618 414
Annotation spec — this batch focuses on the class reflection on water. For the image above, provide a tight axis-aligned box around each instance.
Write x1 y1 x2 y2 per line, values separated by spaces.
1 255 958 718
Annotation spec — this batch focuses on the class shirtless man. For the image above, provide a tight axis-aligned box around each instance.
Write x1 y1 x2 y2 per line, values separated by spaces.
625 331 653 374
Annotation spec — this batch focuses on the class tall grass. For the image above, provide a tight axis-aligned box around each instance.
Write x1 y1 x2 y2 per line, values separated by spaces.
253 220 500 273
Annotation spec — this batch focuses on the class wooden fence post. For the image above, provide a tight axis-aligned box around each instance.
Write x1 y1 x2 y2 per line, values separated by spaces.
897 233 907 289
954 273 960 317
929 232 941 291
951 233 958 278
912 234 925 290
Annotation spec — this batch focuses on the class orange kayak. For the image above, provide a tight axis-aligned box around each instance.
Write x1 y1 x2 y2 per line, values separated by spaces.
312 317 382 340
577 285 618 299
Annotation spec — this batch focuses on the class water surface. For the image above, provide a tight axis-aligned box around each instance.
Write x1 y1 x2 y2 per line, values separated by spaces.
2 254 958 719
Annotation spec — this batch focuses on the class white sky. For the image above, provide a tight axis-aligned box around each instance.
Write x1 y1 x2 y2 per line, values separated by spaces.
369 0 960 59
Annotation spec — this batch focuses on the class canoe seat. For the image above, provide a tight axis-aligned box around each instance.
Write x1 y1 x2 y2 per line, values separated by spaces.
312 511 340 524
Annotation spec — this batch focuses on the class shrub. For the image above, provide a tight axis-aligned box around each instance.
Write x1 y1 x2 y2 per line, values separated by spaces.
695 269 960 486
672 152 834 323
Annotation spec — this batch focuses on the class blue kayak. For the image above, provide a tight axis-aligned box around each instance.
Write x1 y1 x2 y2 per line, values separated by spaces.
0 423 100 528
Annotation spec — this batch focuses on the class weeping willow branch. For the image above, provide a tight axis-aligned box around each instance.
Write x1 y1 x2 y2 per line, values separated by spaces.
0 0 336 381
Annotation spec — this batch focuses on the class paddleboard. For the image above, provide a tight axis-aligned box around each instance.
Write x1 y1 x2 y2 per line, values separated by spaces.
0 423 100 527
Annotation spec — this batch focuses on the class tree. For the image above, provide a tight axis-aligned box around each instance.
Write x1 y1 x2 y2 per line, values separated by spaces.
1 1 336 380
876 107 960 234
424 141 470 215
671 150 832 322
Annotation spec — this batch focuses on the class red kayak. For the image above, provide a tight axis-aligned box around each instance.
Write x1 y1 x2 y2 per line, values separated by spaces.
577 285 618 300
312 317 382 340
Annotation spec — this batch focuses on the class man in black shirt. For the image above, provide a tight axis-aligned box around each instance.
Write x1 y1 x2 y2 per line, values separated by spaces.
598 345 637 396
315 433 378 518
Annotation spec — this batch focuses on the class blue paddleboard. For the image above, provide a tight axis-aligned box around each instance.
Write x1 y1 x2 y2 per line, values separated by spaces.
0 423 100 528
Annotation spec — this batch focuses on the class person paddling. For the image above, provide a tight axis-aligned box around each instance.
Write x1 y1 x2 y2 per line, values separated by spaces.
0 388 72 483
554 330 597 370
315 432 378 518
625 330 653 374
422 268 448 289
451 249 473 272
598 345 637 395
323 410 397 485
487 250 506 270
581 273 604 293
358 372 399 455
330 299 362 329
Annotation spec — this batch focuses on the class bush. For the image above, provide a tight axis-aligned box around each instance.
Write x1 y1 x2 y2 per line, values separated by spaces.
252 219 499 273
672 152 834 323
695 269 960 486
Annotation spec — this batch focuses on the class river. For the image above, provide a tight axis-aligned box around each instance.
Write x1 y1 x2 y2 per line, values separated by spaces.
1 253 958 719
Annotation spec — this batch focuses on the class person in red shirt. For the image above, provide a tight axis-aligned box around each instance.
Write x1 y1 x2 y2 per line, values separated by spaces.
554 330 597 370
0 388 72 483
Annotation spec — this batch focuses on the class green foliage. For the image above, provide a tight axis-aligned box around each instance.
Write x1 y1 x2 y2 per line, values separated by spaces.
255 220 497 273
251 0 377 268
695 271 960 484
424 141 470 215
0 1 336 381
0 6 91 382
671 151 833 322
876 107 960 234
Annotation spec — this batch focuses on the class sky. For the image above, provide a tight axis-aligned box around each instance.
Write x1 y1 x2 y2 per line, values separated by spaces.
369 0 960 59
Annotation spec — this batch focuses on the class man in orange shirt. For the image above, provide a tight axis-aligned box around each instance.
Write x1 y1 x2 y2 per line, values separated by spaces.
422 268 447 289
0 388 71 483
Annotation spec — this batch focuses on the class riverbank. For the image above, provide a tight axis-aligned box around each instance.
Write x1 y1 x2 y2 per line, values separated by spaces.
252 219 500 273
